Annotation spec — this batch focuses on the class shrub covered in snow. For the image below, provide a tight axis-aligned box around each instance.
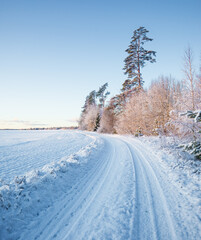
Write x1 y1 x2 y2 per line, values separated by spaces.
177 110 201 160
179 141 201 160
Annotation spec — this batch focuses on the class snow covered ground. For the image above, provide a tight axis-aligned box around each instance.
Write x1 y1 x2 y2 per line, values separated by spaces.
0 130 200 239
0 130 94 183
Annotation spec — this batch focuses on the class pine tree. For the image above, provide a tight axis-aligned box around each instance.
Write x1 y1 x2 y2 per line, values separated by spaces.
110 94 125 114
94 113 101 131
96 83 110 108
123 27 156 91
82 90 96 113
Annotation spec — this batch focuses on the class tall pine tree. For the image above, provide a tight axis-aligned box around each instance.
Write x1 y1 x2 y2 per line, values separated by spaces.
123 27 156 92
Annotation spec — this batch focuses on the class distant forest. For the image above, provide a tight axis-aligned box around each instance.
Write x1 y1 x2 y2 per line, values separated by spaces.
1 127 78 130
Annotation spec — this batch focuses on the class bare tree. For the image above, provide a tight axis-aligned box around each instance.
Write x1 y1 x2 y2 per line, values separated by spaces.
183 47 195 110
148 76 178 135
115 90 150 135
195 53 201 109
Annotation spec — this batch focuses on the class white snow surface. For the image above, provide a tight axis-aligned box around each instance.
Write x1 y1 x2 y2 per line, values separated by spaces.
0 130 200 240
0 130 94 183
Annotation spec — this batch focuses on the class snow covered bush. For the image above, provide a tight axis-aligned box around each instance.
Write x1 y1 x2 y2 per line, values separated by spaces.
177 110 201 160
179 141 201 160
98 106 115 133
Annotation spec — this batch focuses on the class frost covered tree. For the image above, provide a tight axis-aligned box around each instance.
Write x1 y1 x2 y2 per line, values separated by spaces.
82 90 96 114
167 48 201 142
123 27 156 91
98 104 116 133
115 90 150 135
172 55 201 159
96 83 110 108
182 47 196 110
148 76 176 135
82 105 100 131
115 76 181 136
178 110 201 159
109 93 127 114
195 55 201 109
79 84 110 131
79 90 97 130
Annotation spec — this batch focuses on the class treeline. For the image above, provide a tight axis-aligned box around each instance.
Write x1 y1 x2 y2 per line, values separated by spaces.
79 27 201 157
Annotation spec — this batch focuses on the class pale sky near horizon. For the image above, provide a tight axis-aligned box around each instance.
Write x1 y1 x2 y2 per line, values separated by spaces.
0 0 201 129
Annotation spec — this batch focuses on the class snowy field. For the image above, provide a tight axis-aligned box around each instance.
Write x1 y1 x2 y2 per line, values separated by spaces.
0 130 200 240
0 130 94 183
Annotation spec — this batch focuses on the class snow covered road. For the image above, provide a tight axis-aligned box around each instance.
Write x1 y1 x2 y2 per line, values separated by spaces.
0 131 200 239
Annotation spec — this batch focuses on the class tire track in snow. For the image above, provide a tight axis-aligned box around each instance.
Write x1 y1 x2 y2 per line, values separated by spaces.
2 132 200 240
77 138 136 240
17 133 180 240
122 138 177 240
133 139 201 240
124 142 158 240
22 136 135 240
61 140 116 240
30 139 115 240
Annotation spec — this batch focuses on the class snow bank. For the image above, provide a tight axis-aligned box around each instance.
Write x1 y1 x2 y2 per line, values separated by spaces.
0 134 104 240
138 136 201 175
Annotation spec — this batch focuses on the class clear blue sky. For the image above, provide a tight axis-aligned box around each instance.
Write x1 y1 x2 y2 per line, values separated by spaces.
0 0 201 129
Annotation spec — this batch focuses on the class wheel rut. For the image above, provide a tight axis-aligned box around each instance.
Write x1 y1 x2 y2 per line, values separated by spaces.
122 138 177 240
